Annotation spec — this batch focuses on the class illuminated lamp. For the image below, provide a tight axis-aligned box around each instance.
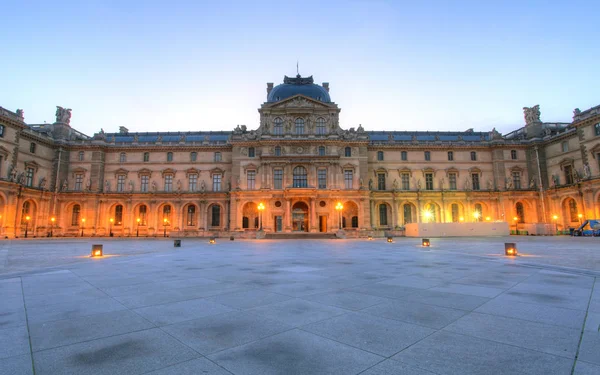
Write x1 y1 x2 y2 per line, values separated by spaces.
367 235 373 240
459 217 464 222
485 217 491 221
209 237 216 244
91 244 103 257
230 236 234 241
387 236 393 243
422 238 430 247
504 243 517 256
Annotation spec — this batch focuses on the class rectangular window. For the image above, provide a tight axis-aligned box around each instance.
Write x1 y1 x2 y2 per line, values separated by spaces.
75 174 83 191
143 152 149 162
165 175 173 192
449 173 457 190
248 147 255 157
0 125 4 137
167 152 173 162
344 170 353 189
511 150 517 160
211 206 221 226
30 143 36 153
186 206 195 226
377 151 384 161
190 152 197 161
273 169 283 189
139 206 147 226
470 151 477 161
247 170 256 190
472 173 480 190
379 205 388 226
189 174 198 192
512 171 521 189
424 151 430 161
595 123 600 136
119 153 126 163
78 151 84 161
214 152 222 162
401 151 407 161
345 147 351 157
401 173 410 190
141 175 149 192
115 205 123 225
117 175 125 192
425 173 433 190
377 173 386 190
25 167 34 187
213 174 222 191
447 151 453 161
562 141 569 153
564 165 573 185
318 169 327 189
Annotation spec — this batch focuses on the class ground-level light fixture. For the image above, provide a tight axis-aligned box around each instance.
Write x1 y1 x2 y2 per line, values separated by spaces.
174 239 181 247
109 218 114 237
367 235 373 240
230 236 234 241
91 244 103 257
422 238 430 247
552 215 558 221
387 236 393 243
504 243 517 256
209 237 216 244
81 218 86 237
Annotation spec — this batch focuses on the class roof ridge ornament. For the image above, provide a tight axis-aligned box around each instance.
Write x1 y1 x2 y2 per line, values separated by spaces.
283 75 314 85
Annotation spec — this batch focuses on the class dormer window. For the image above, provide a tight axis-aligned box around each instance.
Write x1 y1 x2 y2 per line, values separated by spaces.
345 147 351 157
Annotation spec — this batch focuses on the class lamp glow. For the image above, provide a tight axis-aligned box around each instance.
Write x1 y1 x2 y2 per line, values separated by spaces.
422 238 430 247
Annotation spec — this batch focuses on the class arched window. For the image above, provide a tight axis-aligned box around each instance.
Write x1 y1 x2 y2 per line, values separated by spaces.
293 166 308 188
316 118 326 135
274 146 281 156
115 204 123 225
21 201 31 224
568 199 578 222
163 205 172 224
451 203 459 222
273 117 283 135
295 118 305 135
345 147 351 157
139 205 147 226
167 152 173 162
377 151 384 161
318 146 325 156
119 153 126 163
186 205 196 226
71 204 81 226
242 217 249 229
211 205 221 227
351 216 358 228
474 203 483 222
379 204 388 226
516 202 525 224
403 204 412 224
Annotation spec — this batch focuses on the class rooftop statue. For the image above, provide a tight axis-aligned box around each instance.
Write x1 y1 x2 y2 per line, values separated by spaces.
283 74 314 85
55 106 72 124
16 109 24 118
523 105 541 125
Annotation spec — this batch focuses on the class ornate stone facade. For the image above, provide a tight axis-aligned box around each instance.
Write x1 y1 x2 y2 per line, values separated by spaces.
0 75 599 238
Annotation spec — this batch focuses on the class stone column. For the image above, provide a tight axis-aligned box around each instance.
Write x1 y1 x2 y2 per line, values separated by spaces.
310 199 317 232
391 198 398 228
285 199 291 231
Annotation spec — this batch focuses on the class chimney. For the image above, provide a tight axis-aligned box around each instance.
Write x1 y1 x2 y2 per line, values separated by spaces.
119 126 129 134
322 82 329 92
267 82 274 96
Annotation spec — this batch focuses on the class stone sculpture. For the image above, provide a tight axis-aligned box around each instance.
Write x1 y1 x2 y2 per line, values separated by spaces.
55 106 72 124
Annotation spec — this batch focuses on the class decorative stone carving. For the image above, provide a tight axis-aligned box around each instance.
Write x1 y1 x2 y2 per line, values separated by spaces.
151 181 157 192
359 178 364 189
523 105 541 125
200 180 206 192
393 179 399 190
9 168 17 182
129 180 134 192
529 178 536 189
583 163 591 179
38 177 46 189
505 176 513 190
17 172 25 185
105 180 110 192
176 179 182 192
573 108 581 118
486 180 493 190
61 179 68 191
86 179 92 192
16 109 24 118
55 106 72 124
368 178 373 190
133 134 139 143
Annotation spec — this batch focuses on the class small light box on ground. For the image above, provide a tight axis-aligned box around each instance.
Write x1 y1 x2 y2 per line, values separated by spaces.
174 240 181 248
387 237 393 243
504 243 518 256
91 244 103 257
367 235 373 240
230 236 235 241
422 238 430 247
209 237 216 244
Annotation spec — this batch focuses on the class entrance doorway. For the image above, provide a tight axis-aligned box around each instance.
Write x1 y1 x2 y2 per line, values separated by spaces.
319 216 327 232
292 202 309 232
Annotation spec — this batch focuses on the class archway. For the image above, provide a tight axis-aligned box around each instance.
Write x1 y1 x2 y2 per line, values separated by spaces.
342 201 359 229
242 202 258 229
423 202 440 223
292 201 309 232
562 197 580 227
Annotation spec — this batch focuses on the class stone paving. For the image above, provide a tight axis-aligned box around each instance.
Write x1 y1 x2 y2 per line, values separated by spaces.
0 237 599 374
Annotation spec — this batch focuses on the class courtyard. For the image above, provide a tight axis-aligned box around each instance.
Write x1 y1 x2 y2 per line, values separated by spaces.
0 236 599 375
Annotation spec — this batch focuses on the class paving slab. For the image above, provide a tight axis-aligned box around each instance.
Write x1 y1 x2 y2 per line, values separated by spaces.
26 297 127 324
361 299 468 329
133 298 234 326
247 298 346 327
574 360 600 375
360 359 437 375
206 289 292 309
578 331 600 366
0 325 30 359
0 354 34 375
143 358 232 375
301 290 389 311
402 289 490 311
429 283 506 298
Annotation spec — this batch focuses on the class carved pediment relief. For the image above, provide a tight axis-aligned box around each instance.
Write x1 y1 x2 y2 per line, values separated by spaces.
374 168 388 177
71 166 87 177
243 163 259 173
24 160 40 172
185 168 199 177
558 158 574 170
469 167 482 175
509 166 524 173
209 167 225 177
398 167 412 177
422 167 436 177
114 168 129 177
137 168 152 177
445 167 460 177
269 95 331 110
161 168 176 177
341 163 356 172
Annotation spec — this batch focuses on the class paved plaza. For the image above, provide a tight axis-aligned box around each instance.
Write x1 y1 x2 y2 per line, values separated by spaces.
0 237 599 375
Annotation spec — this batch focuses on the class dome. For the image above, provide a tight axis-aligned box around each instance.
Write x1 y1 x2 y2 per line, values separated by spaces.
267 75 331 103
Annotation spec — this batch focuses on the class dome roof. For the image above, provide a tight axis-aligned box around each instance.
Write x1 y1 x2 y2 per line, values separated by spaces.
267 75 331 103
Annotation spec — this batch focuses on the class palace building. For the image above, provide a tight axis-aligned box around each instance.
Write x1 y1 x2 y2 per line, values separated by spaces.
1 74 599 238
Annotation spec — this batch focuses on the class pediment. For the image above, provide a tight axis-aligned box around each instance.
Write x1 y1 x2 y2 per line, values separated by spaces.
267 95 332 110
341 163 356 172
137 168 152 177
114 168 129 177
185 168 199 177
374 168 388 177
509 166 524 172
71 166 87 176
243 163 259 173
446 167 460 177
469 167 482 174
161 168 176 177
209 167 225 177
422 167 437 177
398 167 412 177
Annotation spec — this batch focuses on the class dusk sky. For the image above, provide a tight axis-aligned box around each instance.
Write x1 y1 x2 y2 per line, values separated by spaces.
3 0 599 136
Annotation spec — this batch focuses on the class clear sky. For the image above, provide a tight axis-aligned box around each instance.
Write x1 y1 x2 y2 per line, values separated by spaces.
2 0 599 136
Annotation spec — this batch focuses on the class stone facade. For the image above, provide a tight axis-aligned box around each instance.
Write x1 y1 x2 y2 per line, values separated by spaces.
1 75 599 238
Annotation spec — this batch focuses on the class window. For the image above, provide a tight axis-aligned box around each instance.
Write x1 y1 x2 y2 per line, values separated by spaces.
568 199 578 222
214 152 222 162
424 151 431 161
515 202 525 224
211 205 221 227
162 205 172 224
470 151 477 161
273 169 283 189
449 172 457 190
138 205 147 226
0 125 4 137
141 175 149 192
21 201 31 224
164 174 173 192
318 146 325 156
472 173 480 190
71 205 80 226
316 118 326 135
248 147 255 157
119 153 126 163
75 173 83 191
451 204 459 222
403 204 412 224
275 146 281 156
293 166 307 188
213 174 222 191
425 173 433 190
564 165 573 185
78 151 84 161
377 173 386 190
186 205 196 226
24 167 34 187
511 150 517 160
117 175 125 192
318 169 327 189
345 147 351 157
379 204 388 226
295 118 305 135
344 170 353 189
351 216 358 228
561 141 569 153
190 152 197 162
143 152 149 162
401 151 407 161
247 170 256 189
377 151 384 161
595 123 600 136
30 143 36 153
167 152 173 162
115 205 123 225
401 173 410 190
512 171 521 189
273 117 283 135
189 174 198 192
447 151 453 161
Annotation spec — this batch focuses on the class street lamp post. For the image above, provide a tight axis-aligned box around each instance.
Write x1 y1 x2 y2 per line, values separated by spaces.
81 218 86 237
513 216 518 234
335 202 344 229
163 218 169 237
109 218 114 237
50 217 55 237
257 203 265 230
473 211 481 222
136 218 140 237
24 215 30 238
552 215 559 234
578 213 583 226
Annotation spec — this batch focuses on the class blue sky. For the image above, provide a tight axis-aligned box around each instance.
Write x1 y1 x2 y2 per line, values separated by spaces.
2 0 598 136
